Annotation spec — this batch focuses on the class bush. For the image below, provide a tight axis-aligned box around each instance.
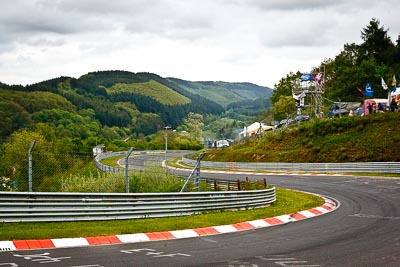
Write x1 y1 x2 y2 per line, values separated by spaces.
0 176 16 191
60 165 187 193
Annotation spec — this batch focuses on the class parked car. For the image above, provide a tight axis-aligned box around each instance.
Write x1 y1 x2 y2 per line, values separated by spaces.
294 115 310 122
328 103 349 117
275 118 294 128
354 107 364 116
213 139 229 148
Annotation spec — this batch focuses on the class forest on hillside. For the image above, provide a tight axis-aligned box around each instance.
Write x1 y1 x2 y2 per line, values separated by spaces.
0 69 273 162
0 71 226 141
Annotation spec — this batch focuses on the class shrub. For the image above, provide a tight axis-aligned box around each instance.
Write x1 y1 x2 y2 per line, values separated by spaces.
0 176 16 191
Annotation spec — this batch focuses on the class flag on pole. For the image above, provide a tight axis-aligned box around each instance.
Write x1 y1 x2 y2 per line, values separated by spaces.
392 75 397 92
312 72 323 84
381 77 388 90
300 73 313 81
364 82 374 97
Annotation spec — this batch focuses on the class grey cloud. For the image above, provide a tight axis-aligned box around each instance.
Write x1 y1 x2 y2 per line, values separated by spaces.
121 2 217 41
0 0 122 52
37 0 159 15
24 37 65 47
1 0 215 43
260 15 341 48
246 0 345 11
1 0 399 86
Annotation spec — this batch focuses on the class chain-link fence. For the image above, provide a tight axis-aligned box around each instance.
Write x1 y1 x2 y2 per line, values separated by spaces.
0 148 93 192
0 140 267 193
0 145 189 193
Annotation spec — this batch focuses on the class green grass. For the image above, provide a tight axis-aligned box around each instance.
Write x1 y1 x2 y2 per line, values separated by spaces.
100 155 124 168
0 188 323 240
201 112 400 163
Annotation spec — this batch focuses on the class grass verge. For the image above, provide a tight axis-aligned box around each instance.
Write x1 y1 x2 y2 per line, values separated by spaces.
0 188 324 240
100 155 124 168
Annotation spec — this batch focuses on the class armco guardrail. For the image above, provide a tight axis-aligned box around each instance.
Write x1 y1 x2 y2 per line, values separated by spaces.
182 157 400 174
94 151 125 172
94 150 169 172
0 189 276 222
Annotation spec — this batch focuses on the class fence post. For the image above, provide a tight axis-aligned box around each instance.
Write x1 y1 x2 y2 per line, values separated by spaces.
28 140 36 192
125 148 135 193
180 151 206 192
237 179 241 191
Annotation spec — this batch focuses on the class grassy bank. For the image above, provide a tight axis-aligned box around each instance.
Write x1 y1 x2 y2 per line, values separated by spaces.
202 112 400 163
0 188 323 240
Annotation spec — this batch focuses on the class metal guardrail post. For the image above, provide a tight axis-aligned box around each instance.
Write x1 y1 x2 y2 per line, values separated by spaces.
28 140 36 192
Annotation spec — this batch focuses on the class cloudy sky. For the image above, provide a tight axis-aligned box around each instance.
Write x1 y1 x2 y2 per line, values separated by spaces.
1 0 400 88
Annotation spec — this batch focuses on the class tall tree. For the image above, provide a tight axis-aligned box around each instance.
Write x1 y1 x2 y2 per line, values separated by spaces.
273 95 296 121
270 72 301 104
359 18 394 65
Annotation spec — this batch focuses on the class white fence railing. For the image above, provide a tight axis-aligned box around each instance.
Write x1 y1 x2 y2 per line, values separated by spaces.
182 157 400 174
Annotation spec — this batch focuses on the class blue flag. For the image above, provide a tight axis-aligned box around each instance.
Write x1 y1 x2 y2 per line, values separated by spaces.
364 82 374 97
300 73 313 81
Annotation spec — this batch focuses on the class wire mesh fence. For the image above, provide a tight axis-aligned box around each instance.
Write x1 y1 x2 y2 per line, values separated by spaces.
0 139 268 193
0 148 185 193
0 150 94 192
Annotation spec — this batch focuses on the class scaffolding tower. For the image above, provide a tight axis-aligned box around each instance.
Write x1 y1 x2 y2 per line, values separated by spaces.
293 72 325 118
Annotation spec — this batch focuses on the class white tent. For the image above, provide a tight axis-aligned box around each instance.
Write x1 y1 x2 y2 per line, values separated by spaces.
238 122 274 139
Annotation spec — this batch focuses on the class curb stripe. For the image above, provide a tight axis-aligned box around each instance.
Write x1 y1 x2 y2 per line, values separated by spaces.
291 213 308 220
117 233 150 243
232 222 255 230
247 219 271 228
0 196 338 252
0 241 16 251
194 227 219 236
264 217 284 225
169 229 199 239
51 237 89 248
214 225 238 233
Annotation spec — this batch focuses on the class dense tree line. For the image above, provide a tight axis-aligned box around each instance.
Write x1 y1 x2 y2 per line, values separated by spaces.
153 76 225 115
227 97 271 116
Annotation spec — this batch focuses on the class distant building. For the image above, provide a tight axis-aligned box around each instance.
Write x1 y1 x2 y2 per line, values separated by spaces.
92 144 106 157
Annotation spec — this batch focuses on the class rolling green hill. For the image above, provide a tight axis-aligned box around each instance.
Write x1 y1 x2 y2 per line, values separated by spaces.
167 78 273 107
1 70 271 142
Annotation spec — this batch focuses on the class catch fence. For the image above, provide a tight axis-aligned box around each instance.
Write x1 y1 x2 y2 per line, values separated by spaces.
0 145 264 193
